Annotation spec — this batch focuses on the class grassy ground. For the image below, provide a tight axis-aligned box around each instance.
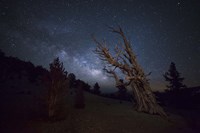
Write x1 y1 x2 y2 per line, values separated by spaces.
0 86 199 133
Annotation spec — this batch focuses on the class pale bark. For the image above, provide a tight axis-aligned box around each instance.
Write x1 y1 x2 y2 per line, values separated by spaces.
94 27 167 117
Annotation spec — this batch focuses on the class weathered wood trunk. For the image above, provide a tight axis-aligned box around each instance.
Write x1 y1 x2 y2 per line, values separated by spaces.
130 80 166 117
44 58 69 121
48 89 57 119
93 27 167 117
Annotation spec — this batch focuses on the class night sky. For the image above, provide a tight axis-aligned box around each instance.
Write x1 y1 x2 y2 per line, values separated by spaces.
0 0 200 92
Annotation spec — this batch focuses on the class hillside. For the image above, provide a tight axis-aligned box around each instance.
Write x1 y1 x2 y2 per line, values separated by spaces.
0 52 199 133
0 85 199 133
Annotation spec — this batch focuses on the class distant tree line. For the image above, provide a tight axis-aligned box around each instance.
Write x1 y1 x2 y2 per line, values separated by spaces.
1 49 199 119
0 50 90 121
0 49 48 84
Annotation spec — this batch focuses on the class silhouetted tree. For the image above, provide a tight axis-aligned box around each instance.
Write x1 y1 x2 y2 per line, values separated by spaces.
103 67 129 103
74 80 85 109
35 65 49 78
82 81 91 92
93 82 101 95
68 73 76 88
164 62 186 92
117 79 128 103
0 49 5 58
0 49 6 82
43 57 69 121
93 27 166 117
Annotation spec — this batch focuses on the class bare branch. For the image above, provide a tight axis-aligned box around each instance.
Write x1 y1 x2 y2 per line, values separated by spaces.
93 27 167 117
103 67 119 82
93 35 131 72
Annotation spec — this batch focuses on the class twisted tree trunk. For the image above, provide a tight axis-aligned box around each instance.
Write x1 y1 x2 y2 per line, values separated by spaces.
130 81 166 116
93 26 167 117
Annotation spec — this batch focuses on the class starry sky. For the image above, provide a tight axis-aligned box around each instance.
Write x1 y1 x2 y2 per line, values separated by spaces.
0 0 200 92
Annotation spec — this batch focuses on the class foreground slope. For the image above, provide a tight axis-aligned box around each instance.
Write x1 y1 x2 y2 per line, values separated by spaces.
0 76 199 133
0 71 198 133
29 92 197 133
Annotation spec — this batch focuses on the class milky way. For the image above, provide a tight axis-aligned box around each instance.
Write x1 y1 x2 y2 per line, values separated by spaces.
0 0 200 91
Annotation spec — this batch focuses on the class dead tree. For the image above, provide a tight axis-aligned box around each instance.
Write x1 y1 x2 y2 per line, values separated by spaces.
93 27 167 117
74 80 85 109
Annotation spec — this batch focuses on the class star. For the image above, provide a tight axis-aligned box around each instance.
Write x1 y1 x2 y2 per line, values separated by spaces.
0 0 199 91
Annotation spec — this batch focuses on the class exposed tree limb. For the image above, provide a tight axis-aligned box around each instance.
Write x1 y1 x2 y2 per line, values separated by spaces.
93 27 167 118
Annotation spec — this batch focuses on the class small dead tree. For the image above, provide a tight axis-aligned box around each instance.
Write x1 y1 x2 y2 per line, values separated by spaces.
93 27 167 117
74 80 85 109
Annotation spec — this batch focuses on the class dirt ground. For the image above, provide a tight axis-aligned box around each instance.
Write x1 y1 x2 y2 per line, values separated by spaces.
0 90 199 133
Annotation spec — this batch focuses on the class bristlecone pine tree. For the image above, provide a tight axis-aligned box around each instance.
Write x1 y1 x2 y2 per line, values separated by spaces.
93 27 167 117
44 58 68 120
164 62 186 92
